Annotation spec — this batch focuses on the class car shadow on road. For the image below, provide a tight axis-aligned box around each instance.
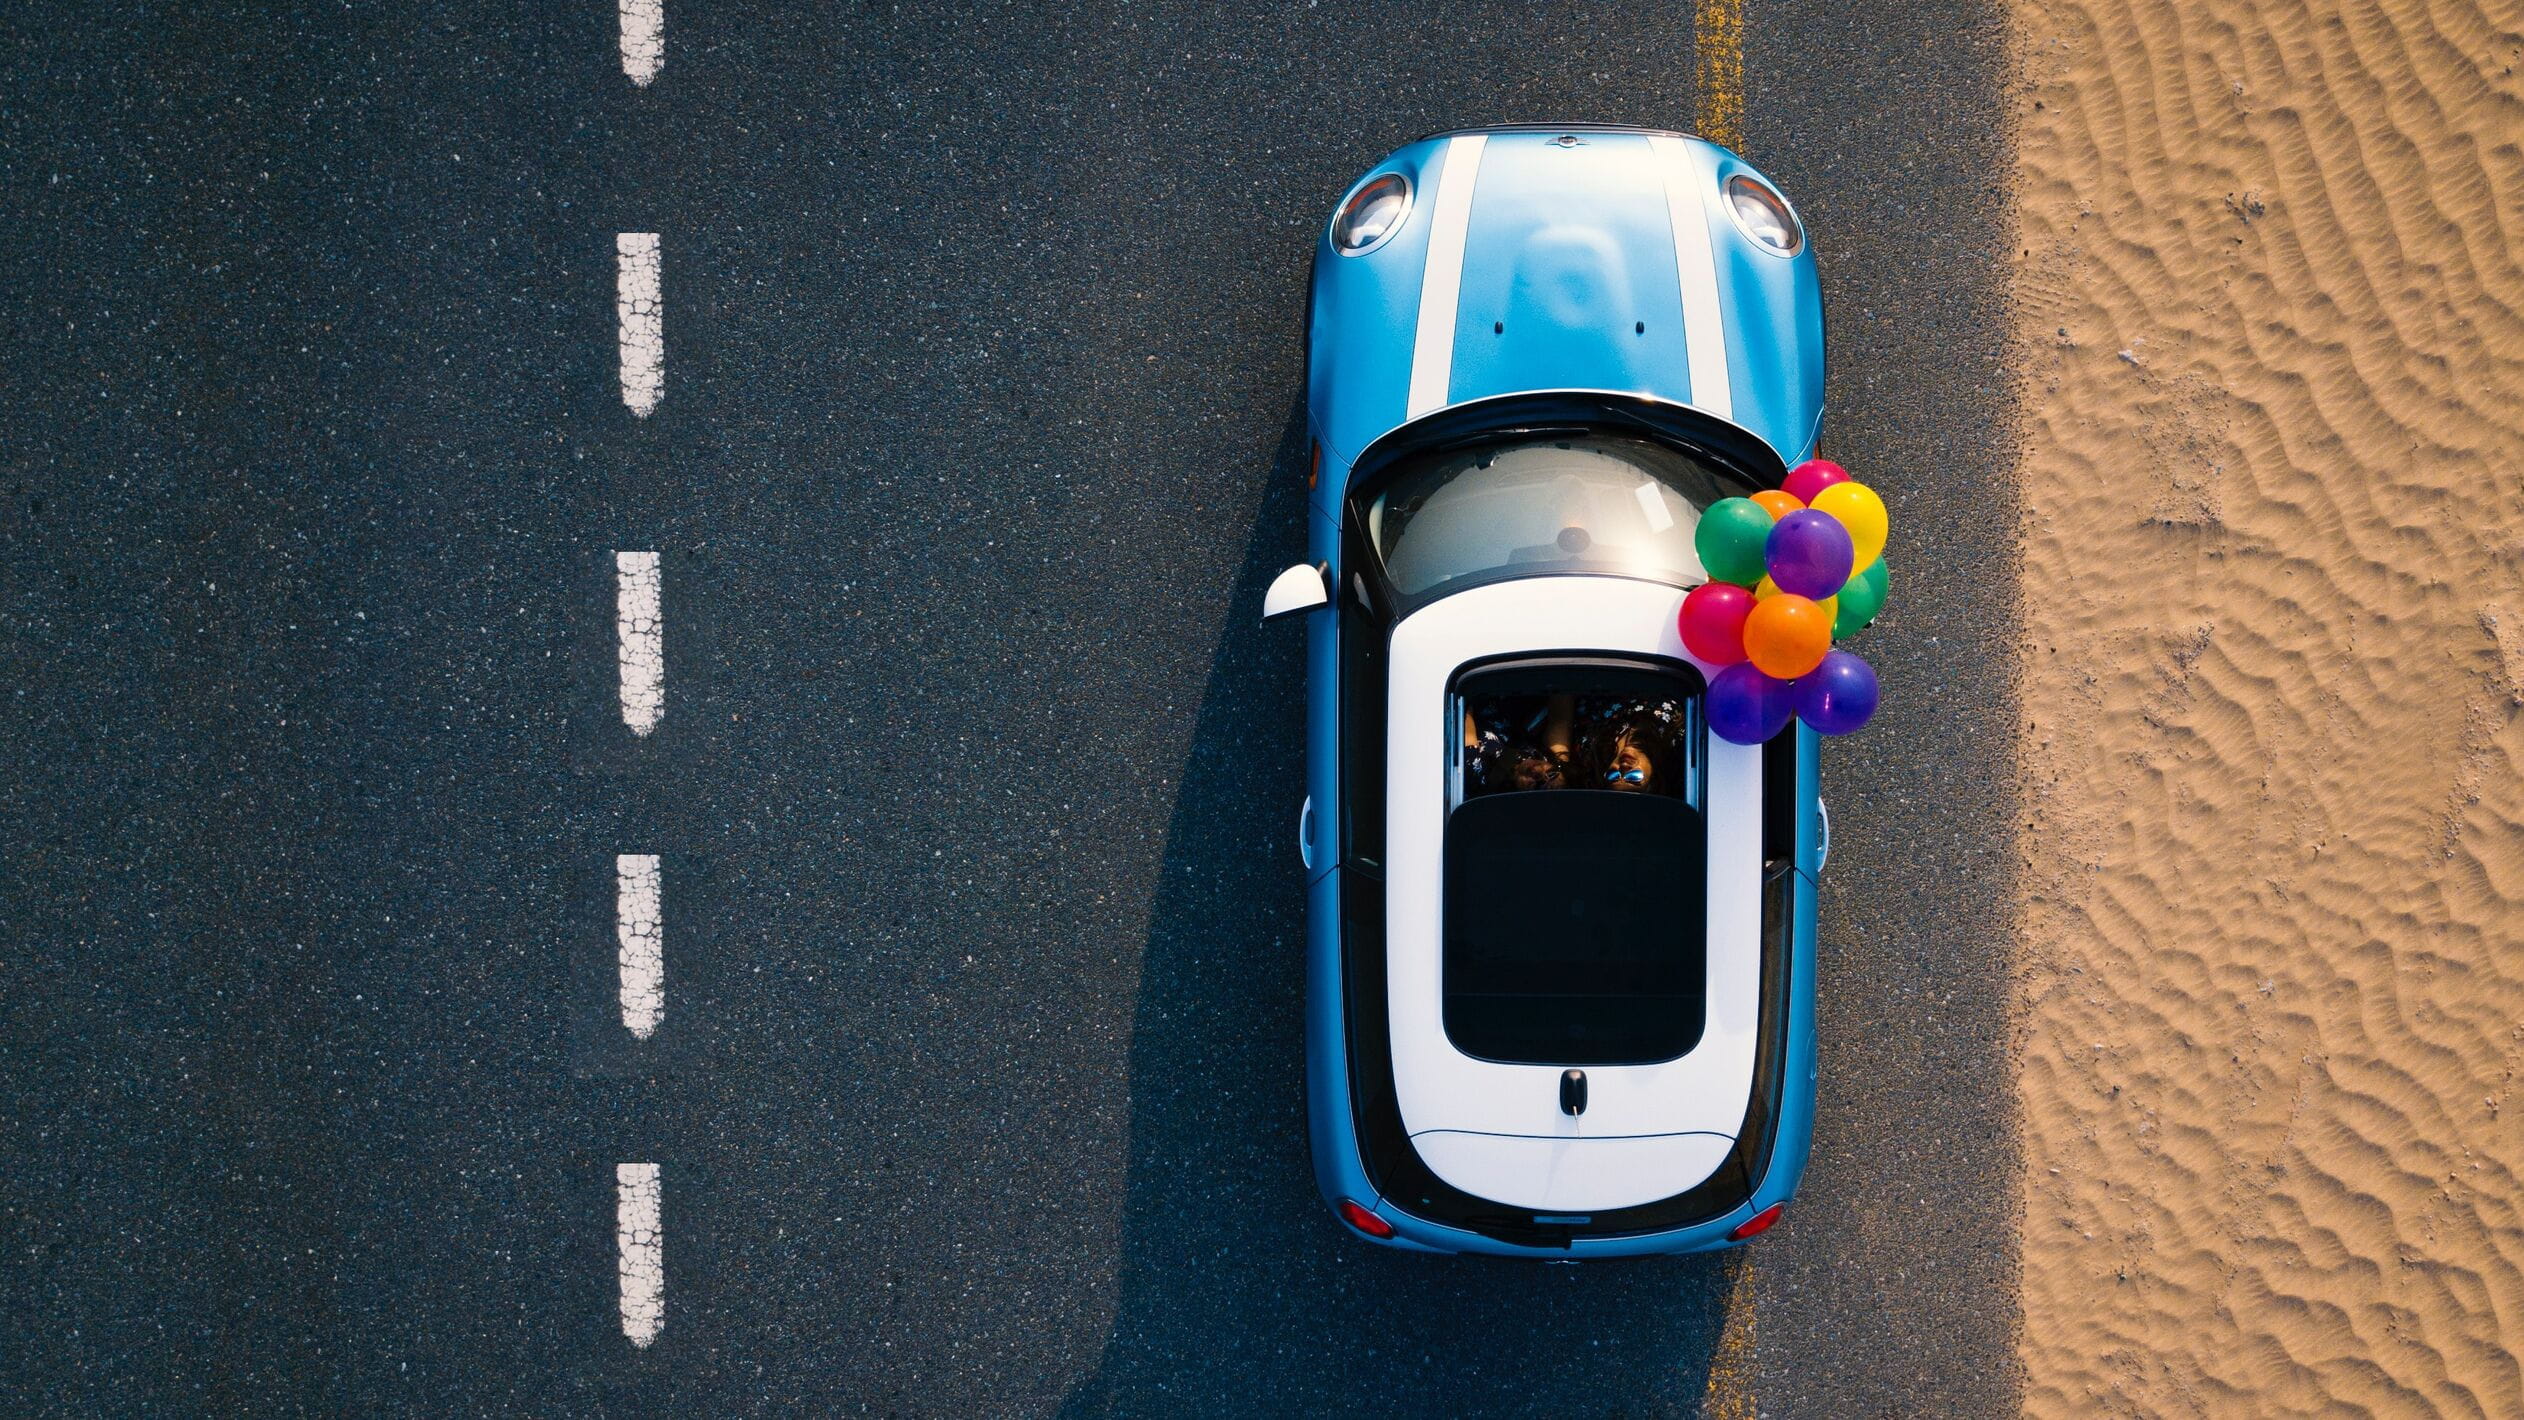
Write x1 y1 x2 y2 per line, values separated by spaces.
1060 404 1739 1419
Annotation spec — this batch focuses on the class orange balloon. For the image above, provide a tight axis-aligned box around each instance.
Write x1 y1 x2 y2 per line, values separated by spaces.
1755 574 1836 624
1749 489 1805 521
1743 594 1834 679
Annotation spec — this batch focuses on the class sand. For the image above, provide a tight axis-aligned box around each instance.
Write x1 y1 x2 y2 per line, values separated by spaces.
2008 0 2524 1412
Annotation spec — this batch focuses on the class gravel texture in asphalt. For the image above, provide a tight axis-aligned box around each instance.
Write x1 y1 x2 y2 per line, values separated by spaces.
0 2 2015 1413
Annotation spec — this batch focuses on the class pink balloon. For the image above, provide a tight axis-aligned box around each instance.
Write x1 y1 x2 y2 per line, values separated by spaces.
1679 582 1756 665
1783 458 1852 506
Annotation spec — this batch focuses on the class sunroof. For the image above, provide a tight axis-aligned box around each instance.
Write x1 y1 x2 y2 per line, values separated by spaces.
1443 658 1709 1067
1442 789 1707 1065
1458 659 1703 802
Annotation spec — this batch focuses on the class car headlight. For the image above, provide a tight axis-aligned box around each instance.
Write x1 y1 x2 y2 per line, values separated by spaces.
1331 173 1412 256
1725 174 1804 256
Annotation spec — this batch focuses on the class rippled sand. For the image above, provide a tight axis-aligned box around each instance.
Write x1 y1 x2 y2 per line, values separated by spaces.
2011 0 2524 1412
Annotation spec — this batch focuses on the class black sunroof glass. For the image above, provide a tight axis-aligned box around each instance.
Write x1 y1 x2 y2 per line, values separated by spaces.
1443 791 1706 1065
1444 659 1708 1066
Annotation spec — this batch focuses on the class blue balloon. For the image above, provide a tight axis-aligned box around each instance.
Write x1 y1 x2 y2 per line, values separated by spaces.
1765 508 1857 600
1708 661 1797 745
1793 649 1879 735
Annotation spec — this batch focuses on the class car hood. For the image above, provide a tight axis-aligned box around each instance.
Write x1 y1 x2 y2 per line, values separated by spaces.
1308 127 1824 491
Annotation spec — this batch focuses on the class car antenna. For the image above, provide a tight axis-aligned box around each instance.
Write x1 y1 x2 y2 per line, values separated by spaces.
1560 1069 1588 1117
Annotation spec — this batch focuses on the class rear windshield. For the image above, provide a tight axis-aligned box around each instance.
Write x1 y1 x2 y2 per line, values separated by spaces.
1443 661 1708 1065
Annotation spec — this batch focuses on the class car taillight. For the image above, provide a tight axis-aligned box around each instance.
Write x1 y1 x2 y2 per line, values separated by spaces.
1728 1203 1785 1241
1337 1198 1395 1239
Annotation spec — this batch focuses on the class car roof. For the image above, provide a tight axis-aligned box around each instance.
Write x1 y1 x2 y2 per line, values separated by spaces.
1381 573 1765 1210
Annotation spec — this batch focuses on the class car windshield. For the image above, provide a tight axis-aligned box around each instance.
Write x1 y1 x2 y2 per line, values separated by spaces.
1366 434 1743 599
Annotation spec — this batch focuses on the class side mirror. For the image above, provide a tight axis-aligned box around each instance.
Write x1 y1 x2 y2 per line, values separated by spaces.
1261 563 1331 624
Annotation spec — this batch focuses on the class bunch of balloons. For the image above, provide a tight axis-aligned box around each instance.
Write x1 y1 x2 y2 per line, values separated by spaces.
1679 458 1891 745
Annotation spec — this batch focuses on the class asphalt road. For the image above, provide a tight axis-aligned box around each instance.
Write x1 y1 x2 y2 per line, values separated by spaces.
1 2 2015 1414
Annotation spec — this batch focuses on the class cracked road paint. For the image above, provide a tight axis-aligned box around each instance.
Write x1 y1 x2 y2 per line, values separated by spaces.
615 854 663 1039
617 1163 664 1348
615 233 662 416
615 551 663 736
619 0 663 87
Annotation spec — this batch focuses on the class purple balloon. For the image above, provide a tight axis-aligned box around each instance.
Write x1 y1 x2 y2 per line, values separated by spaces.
1793 649 1879 735
1764 508 1857 599
1708 661 1798 745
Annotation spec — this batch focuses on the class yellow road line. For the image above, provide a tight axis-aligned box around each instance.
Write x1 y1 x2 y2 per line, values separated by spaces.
1701 1249 1759 1418
1695 0 1746 151
1693 0 1756 1398
1696 2 1755 1408
1697 9 1752 1405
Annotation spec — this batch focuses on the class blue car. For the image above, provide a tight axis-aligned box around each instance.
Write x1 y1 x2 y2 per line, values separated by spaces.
1262 126 1829 1257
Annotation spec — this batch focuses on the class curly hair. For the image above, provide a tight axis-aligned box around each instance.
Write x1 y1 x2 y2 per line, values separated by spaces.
1572 708 1680 792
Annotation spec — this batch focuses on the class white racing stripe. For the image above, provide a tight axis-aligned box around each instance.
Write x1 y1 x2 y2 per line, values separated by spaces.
619 0 663 87
616 855 663 1038
1405 133 1488 420
616 551 663 736
617 1163 664 1347
616 233 663 417
1649 136 1734 420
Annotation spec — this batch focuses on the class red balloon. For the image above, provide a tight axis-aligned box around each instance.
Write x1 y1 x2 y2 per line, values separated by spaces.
1679 582 1756 665
1783 458 1852 506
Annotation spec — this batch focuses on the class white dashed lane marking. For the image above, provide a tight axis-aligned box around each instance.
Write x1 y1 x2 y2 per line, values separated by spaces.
617 1163 664 1348
616 551 664 736
607 0 667 1374
619 0 663 87
616 854 663 1039
616 233 663 417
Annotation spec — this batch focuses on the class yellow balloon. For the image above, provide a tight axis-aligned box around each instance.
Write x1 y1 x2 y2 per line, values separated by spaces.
1754 574 1836 625
1810 481 1888 573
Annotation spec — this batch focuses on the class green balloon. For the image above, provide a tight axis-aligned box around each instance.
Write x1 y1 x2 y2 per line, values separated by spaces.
1833 557 1889 636
1694 497 1775 587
